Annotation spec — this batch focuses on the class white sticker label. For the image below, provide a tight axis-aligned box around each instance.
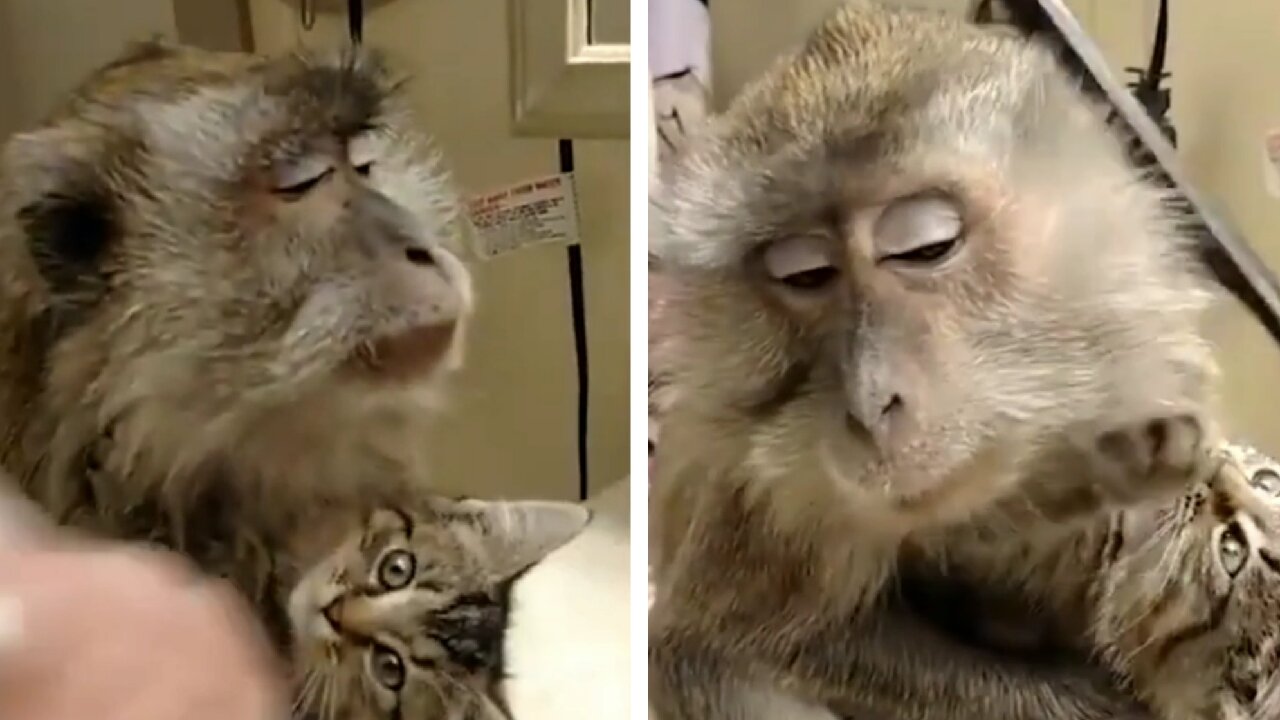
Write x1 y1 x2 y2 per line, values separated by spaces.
1264 130 1280 199
465 172 581 258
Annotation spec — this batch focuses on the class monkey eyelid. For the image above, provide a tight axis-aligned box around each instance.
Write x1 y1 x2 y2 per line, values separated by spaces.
272 164 334 198
869 194 964 258
760 233 837 280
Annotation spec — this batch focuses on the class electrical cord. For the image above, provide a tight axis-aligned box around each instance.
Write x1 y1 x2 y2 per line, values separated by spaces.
559 139 591 502
347 0 364 45
1125 0 1175 145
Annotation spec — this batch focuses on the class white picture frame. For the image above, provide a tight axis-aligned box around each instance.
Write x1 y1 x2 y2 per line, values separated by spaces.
507 0 630 139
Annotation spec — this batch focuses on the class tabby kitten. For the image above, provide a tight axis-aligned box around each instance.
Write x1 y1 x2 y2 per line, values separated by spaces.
1092 441 1280 720
287 497 590 720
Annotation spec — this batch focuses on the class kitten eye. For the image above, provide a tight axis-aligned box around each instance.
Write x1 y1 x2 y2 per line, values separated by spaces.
377 549 416 590
368 644 406 691
761 235 839 291
874 195 964 267
272 157 334 198
1252 469 1280 497
1218 523 1249 577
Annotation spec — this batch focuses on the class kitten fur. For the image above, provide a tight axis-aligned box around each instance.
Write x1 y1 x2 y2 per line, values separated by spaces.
1093 441 1280 720
0 41 473 636
287 497 589 720
649 1 1218 718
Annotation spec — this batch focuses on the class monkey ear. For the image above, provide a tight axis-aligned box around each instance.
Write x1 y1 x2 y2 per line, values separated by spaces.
455 499 591 579
99 36 181 73
2 124 106 204
3 125 118 315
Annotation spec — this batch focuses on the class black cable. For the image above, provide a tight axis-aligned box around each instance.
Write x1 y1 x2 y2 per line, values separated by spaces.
1145 0 1168 82
559 139 590 501
1126 0 1173 143
347 0 364 44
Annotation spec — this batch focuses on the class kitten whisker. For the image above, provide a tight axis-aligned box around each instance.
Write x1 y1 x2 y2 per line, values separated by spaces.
291 670 318 718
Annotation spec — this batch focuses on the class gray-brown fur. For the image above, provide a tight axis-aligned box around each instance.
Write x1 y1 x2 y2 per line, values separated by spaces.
648 2 1219 718
287 497 588 720
0 40 473 644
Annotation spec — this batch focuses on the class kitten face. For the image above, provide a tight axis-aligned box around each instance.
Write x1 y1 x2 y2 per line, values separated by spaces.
288 499 589 720
1099 443 1280 718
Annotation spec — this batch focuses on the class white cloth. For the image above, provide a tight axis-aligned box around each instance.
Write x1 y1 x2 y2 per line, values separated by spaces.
504 479 631 719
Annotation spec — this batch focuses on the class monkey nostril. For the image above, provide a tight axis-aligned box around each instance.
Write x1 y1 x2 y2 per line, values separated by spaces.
404 246 435 266
881 394 903 418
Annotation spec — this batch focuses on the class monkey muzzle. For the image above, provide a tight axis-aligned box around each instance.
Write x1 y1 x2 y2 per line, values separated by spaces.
352 321 458 381
345 251 468 382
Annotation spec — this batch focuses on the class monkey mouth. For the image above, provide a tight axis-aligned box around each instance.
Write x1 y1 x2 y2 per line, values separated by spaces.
346 321 458 381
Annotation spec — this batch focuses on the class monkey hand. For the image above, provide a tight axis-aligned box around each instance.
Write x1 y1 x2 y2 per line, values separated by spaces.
1088 414 1220 507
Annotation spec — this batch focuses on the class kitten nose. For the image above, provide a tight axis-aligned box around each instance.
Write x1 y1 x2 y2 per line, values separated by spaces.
322 599 342 632
322 597 379 640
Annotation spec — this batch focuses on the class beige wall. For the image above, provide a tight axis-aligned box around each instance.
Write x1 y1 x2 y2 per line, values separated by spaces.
249 0 630 501
0 0 177 135
710 0 1280 454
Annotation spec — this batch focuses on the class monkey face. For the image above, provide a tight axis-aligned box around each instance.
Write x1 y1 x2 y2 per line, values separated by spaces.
651 4 1215 529
0 43 472 430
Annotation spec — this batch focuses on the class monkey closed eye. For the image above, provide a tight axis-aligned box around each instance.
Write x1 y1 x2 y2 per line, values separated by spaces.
872 194 964 267
761 233 840 291
272 156 335 198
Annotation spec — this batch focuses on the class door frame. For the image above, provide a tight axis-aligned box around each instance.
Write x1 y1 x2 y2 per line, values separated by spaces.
507 0 629 139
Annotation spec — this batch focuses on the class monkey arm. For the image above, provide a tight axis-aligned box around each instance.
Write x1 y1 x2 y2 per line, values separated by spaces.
818 601 1155 720
649 448 1165 720
651 517 1151 720
651 594 1153 720
650 596 1153 720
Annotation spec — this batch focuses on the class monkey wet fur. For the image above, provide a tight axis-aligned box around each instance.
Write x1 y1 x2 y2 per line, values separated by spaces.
0 42 473 616
649 2 1218 718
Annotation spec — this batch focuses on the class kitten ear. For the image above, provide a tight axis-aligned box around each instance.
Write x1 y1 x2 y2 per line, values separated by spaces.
461 500 591 578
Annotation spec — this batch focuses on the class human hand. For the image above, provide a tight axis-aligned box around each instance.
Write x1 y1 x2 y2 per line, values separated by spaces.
0 542 288 720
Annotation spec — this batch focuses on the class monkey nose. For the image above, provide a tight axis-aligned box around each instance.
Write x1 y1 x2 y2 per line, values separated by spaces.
845 393 906 452
403 245 435 266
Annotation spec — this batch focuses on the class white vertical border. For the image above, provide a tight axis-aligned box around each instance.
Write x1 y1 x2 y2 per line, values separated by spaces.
629 0 651 714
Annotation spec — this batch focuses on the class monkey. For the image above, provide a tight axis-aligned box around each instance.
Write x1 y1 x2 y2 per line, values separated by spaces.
647 2 1222 719
0 39 474 646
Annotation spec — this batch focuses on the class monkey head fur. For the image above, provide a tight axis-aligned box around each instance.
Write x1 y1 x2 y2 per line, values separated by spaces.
650 1 1219 546
0 42 473 532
